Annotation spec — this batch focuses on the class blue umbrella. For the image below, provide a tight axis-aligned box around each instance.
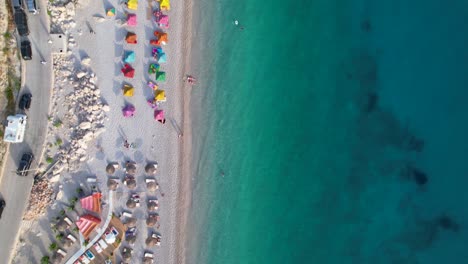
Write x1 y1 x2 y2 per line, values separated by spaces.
124 51 135 63
158 53 167 63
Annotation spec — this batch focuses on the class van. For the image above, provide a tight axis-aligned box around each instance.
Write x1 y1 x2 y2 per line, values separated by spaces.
26 0 39 14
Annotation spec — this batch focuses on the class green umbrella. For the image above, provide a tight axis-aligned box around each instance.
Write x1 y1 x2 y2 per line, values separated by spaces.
156 71 166 82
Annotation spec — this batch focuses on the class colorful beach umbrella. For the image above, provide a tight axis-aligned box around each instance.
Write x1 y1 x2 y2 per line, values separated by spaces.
127 14 137 26
127 0 138 10
124 51 135 63
121 64 135 78
160 0 170 10
154 110 166 124
106 8 116 17
148 63 160 74
122 105 136 117
154 31 168 45
154 90 166 102
157 53 167 63
125 32 137 44
157 15 169 28
123 85 134 96
156 71 166 82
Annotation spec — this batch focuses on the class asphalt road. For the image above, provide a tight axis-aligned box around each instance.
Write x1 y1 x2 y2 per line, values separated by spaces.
0 1 52 262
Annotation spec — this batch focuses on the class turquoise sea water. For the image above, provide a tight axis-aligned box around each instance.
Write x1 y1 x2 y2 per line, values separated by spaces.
188 0 468 263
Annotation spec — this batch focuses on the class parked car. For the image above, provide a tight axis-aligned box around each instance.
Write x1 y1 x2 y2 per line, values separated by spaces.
20 40 32 60
17 152 34 176
84 250 95 260
13 7 29 36
25 0 39 14
0 200 5 219
18 93 32 110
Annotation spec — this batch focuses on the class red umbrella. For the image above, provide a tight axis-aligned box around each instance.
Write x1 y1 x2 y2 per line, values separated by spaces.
121 64 135 78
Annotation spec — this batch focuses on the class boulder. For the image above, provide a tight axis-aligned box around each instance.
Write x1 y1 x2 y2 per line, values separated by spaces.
76 71 87 79
79 122 91 130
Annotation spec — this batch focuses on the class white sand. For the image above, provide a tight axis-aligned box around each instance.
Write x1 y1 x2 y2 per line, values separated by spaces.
12 0 194 262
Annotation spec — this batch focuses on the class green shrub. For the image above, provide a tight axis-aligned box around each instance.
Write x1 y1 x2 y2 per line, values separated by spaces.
55 233 64 241
46 157 53 164
3 32 11 39
49 242 57 251
41 256 50 264
55 138 63 146
53 120 62 128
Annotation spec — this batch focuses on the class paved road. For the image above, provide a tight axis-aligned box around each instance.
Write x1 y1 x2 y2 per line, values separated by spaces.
0 1 52 262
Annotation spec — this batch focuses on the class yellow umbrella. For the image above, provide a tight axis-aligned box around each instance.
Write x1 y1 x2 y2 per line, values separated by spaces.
155 90 166 102
123 85 135 97
160 0 170 10
127 0 138 10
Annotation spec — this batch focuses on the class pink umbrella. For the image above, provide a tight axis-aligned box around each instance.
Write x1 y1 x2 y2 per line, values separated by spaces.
122 105 136 117
157 15 169 28
154 110 165 124
127 14 137 26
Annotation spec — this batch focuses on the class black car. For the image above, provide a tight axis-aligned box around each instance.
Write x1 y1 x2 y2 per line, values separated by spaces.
20 40 32 60
17 153 34 176
14 7 29 36
0 200 5 219
18 93 32 110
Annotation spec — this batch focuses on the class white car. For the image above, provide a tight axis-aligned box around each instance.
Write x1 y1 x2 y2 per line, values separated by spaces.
94 243 103 253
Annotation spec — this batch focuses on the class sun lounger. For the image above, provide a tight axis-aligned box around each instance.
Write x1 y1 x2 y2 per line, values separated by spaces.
67 234 77 242
122 211 132 218
86 177 97 183
63 217 73 226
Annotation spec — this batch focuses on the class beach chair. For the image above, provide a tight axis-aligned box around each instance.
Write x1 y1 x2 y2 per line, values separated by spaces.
67 234 77 242
63 217 73 226
122 211 133 218
57 249 67 256
86 177 97 183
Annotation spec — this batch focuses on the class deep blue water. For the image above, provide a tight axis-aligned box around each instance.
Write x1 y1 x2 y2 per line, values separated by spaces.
187 1 468 263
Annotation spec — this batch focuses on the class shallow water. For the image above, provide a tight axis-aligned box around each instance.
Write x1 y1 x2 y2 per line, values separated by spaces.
187 0 468 263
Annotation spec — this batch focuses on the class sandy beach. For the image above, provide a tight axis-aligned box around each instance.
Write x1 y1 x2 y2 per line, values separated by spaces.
11 0 194 262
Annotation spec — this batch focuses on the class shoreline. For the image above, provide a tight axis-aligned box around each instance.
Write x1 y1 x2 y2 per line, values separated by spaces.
174 0 195 262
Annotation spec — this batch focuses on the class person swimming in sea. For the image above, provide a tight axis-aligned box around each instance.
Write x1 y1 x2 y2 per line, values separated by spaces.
233 19 244 30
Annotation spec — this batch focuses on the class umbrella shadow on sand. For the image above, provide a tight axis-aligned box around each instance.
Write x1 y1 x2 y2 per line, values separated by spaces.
134 151 144 163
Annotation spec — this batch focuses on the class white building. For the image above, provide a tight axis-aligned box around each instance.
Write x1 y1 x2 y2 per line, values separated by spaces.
3 114 27 143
